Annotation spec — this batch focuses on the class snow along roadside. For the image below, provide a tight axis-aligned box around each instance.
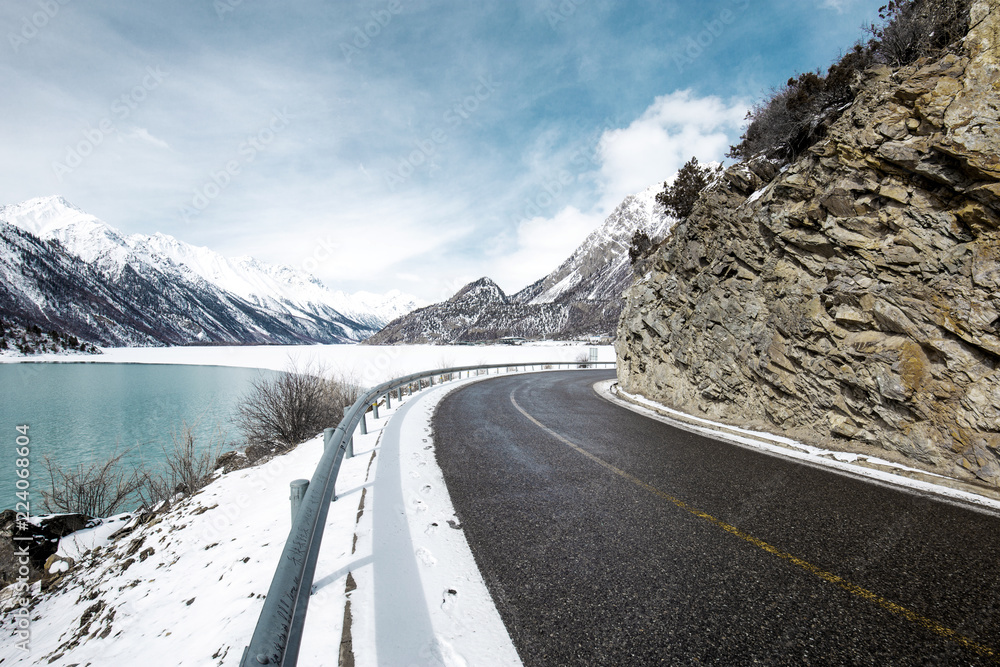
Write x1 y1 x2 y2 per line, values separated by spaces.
0 417 376 665
348 372 522 667
0 370 524 666
597 380 1000 517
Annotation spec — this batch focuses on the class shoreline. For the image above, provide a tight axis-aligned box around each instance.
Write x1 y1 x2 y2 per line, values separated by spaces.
0 342 617 384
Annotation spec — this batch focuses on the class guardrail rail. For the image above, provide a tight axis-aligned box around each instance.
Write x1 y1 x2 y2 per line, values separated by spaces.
240 361 616 666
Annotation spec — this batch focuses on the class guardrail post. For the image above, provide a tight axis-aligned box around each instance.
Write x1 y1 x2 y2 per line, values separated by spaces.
386 391 391 409
430 375 435 386
343 407 354 457
360 409 367 435
290 479 309 522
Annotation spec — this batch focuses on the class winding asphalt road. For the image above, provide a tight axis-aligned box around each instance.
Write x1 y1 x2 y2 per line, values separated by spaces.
433 370 1000 666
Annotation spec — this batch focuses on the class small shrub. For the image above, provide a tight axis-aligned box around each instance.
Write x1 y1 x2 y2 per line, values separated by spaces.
137 424 225 507
235 361 362 450
869 0 971 67
628 230 652 266
42 448 145 517
728 0 972 164
656 157 718 220
437 356 455 382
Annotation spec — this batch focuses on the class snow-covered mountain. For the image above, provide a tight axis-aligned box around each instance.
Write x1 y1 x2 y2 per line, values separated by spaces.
138 232 422 330
366 277 569 344
0 220 162 346
513 183 675 305
325 289 424 331
0 197 423 347
367 183 675 344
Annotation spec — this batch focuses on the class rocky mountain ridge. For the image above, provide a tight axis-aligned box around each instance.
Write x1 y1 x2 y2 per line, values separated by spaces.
617 0 1000 490
0 197 420 347
364 277 574 344
367 183 675 344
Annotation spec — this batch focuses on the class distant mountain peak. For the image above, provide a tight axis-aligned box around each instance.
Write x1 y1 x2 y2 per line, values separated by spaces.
366 181 673 345
0 195 102 237
449 277 508 305
513 181 676 306
11 195 81 211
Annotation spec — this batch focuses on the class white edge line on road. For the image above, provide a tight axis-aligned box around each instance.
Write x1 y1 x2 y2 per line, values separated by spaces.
596 379 1000 518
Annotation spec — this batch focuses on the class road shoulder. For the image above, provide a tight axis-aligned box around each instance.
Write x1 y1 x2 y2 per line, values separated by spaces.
350 374 523 667
597 379 1000 518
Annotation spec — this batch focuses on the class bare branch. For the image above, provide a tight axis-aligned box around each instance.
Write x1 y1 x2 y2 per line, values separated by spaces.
41 447 145 517
235 360 363 451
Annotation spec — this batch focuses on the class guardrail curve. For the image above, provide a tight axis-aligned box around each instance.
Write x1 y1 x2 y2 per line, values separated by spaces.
240 360 616 666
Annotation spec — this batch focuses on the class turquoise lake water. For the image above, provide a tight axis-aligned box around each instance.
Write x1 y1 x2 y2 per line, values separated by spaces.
0 363 279 513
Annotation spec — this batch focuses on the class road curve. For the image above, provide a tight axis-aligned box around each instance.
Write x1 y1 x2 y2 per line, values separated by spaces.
432 370 1000 666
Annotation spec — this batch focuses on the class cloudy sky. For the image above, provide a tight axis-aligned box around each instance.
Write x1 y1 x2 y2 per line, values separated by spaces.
1 0 883 302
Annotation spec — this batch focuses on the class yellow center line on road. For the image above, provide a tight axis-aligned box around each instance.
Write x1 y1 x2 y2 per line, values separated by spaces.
509 392 997 660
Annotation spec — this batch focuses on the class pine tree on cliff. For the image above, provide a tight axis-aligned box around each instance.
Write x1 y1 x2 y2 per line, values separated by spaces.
656 157 716 220
628 230 652 266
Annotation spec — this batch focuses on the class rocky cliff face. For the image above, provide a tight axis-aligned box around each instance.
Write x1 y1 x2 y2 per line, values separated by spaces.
617 0 1000 489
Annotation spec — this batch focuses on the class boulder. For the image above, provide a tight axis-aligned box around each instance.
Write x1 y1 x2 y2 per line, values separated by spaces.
0 510 95 586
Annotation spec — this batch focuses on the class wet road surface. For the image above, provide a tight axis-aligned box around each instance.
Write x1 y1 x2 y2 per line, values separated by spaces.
433 370 1000 665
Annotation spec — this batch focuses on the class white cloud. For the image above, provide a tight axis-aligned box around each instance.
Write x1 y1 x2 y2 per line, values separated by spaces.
122 127 170 149
493 90 747 294
595 90 746 211
490 205 599 293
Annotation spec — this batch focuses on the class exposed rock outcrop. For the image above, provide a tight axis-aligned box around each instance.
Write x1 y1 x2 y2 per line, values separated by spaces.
617 0 1000 489
0 511 96 587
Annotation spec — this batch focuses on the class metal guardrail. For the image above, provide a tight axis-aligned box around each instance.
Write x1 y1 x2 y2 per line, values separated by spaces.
240 361 615 666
